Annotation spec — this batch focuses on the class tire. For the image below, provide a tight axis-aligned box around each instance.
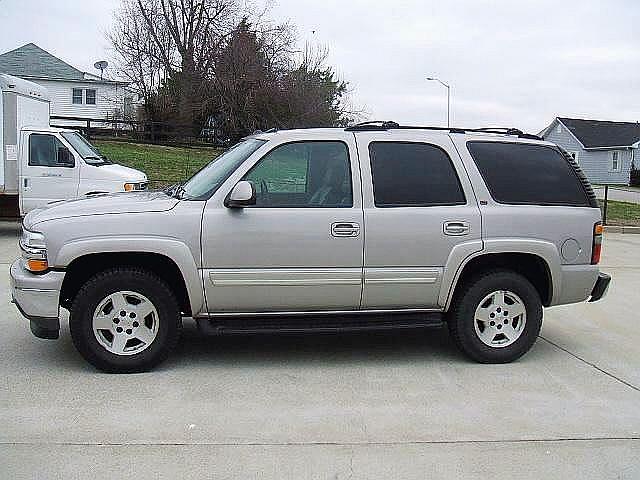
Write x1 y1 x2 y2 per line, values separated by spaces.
69 268 181 373
447 270 543 363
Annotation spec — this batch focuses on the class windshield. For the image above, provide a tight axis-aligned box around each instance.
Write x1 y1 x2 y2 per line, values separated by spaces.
181 138 266 200
61 131 111 165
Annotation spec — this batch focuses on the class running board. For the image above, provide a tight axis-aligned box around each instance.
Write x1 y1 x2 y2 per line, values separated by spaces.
195 312 445 336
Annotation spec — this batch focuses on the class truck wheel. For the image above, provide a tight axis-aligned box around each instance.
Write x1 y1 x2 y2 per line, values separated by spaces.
69 268 181 373
447 270 543 363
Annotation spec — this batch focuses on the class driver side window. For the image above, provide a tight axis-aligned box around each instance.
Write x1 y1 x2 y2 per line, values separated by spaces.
243 141 352 207
29 134 74 167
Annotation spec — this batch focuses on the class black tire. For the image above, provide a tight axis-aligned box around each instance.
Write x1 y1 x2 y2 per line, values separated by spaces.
69 268 181 373
447 270 543 363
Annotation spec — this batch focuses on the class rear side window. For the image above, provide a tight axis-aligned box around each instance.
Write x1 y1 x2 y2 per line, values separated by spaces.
369 142 466 207
467 142 590 206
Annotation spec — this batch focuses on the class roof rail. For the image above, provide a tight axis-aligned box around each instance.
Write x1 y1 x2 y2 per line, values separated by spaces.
344 121 542 140
470 127 540 140
344 120 400 131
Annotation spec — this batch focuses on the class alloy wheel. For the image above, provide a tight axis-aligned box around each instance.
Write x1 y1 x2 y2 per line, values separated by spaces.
92 290 159 355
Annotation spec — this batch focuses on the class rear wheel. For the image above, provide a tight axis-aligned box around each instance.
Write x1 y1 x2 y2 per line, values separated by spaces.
69 268 181 373
447 270 543 363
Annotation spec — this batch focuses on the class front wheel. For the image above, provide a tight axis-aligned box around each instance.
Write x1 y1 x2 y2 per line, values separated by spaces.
69 268 181 373
447 270 543 363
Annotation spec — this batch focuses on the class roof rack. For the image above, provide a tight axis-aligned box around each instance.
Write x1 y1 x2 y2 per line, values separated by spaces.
344 120 401 131
344 121 542 140
250 127 278 135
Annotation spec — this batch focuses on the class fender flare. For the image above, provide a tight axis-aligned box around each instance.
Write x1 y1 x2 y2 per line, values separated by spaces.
440 238 560 309
55 236 205 316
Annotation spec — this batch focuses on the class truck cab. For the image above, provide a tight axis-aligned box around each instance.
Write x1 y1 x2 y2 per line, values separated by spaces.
18 126 147 213
1 73 146 215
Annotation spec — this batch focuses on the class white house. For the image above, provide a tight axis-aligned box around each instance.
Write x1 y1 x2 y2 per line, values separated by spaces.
540 117 639 185
0 43 135 128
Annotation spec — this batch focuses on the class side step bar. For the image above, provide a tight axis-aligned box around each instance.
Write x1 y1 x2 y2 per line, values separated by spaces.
195 312 445 336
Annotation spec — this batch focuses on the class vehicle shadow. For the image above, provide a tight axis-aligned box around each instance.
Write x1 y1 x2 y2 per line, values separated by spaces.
0 220 21 234
0 221 21 262
19 317 466 373
163 320 464 370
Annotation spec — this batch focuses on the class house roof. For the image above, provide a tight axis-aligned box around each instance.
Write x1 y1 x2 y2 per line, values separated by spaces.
0 43 126 84
557 117 640 149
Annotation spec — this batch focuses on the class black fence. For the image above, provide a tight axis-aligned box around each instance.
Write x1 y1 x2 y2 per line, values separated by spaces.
594 185 640 227
50 115 225 147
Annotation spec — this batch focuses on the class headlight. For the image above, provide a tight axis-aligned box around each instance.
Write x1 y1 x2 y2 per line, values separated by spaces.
20 228 48 273
124 182 148 192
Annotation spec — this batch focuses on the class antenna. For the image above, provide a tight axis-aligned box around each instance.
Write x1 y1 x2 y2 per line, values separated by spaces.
94 60 109 80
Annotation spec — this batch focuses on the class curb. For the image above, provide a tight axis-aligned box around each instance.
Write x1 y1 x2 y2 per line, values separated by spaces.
604 225 640 234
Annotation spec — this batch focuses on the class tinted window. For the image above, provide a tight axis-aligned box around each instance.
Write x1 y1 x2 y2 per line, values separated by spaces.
243 141 352 207
467 142 589 206
29 134 72 167
369 142 465 207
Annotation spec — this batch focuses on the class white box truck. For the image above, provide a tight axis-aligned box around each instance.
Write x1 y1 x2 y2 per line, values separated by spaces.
1 73 147 216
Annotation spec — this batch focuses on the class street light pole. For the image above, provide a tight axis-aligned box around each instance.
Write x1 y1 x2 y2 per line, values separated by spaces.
426 77 450 127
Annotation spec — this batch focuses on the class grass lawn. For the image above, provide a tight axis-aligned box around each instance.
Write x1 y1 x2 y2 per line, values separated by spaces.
600 199 640 226
93 140 222 187
93 139 314 193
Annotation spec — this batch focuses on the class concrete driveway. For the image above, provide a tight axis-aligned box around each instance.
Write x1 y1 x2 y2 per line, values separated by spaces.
1 222 638 479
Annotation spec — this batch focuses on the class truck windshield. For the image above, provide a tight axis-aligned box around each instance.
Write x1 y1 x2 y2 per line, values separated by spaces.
180 138 266 200
61 131 111 165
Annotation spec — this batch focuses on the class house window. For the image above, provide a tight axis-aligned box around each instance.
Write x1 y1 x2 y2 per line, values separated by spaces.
611 151 621 172
85 89 96 105
72 88 83 104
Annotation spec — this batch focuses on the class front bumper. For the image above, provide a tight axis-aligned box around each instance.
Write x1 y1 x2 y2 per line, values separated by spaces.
589 272 611 302
10 259 65 339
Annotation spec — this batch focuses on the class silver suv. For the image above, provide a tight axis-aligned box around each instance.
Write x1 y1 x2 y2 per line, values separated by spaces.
10 122 611 372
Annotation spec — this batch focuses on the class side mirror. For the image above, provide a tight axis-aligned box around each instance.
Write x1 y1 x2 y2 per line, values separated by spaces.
225 180 256 208
57 147 74 167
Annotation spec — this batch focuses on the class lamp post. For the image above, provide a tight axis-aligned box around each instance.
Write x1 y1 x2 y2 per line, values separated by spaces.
426 77 450 127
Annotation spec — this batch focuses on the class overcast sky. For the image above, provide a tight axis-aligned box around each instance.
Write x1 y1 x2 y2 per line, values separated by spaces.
1 0 638 132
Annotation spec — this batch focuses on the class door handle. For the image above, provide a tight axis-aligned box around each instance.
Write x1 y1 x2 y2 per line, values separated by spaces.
331 222 360 237
444 221 470 236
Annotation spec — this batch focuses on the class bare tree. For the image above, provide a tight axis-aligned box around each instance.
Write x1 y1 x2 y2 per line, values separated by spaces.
109 0 358 140
110 0 247 129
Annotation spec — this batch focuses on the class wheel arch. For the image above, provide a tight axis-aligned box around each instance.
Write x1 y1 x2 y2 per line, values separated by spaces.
445 251 555 309
59 251 200 317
